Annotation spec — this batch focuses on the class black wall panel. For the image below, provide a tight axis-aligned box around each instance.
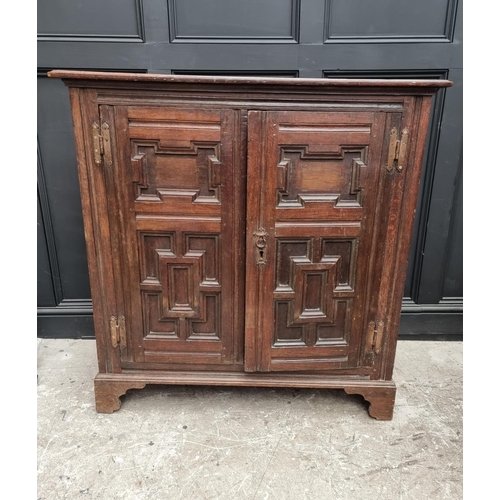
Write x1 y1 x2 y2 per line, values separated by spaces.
38 0 145 41
443 156 463 298
169 0 299 42
37 76 91 300
37 197 56 307
37 0 462 339
325 0 456 41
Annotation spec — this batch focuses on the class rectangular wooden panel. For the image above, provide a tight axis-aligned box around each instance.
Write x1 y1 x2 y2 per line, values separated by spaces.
245 109 394 372
105 106 243 366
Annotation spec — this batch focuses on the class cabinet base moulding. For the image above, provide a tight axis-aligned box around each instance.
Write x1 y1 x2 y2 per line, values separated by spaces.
94 372 396 420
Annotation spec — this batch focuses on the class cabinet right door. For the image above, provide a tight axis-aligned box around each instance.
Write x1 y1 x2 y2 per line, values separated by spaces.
244 109 405 372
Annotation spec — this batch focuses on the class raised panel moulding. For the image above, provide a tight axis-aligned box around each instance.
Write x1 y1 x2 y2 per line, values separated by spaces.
324 0 458 43
37 0 145 42
168 0 300 43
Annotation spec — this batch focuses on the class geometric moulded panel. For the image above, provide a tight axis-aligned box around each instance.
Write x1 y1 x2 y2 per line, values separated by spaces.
139 232 221 341
274 237 357 346
131 141 221 203
277 147 367 208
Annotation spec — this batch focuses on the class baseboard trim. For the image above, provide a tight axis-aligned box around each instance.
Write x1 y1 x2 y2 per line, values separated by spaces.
398 297 463 340
37 314 95 339
37 299 93 316
37 300 463 340
401 297 463 314
399 312 462 340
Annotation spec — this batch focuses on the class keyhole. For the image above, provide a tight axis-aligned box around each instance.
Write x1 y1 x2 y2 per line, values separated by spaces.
259 249 264 260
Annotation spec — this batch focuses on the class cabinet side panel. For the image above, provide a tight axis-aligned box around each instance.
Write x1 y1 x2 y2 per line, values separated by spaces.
75 89 122 373
68 87 107 373
382 95 434 380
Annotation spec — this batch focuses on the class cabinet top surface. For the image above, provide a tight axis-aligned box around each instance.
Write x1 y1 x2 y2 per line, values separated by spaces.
48 70 452 91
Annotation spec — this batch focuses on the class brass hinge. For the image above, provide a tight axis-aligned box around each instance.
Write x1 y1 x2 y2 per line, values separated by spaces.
386 128 409 172
365 320 384 356
91 122 112 166
110 315 127 348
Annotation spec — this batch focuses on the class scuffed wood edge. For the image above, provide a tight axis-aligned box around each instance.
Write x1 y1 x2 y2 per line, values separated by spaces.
94 377 146 414
344 384 396 420
94 371 396 418
47 70 452 88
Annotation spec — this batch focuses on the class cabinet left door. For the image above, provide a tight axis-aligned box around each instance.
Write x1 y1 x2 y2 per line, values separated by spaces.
89 104 245 371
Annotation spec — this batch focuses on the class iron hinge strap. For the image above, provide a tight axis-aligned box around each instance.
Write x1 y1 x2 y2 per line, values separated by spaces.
110 315 126 348
387 128 409 172
366 320 385 355
91 122 112 166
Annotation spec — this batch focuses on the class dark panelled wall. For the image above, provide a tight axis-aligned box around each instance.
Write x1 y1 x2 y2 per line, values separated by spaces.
37 0 463 339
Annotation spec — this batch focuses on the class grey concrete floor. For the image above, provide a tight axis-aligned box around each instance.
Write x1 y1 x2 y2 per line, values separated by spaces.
37 340 462 499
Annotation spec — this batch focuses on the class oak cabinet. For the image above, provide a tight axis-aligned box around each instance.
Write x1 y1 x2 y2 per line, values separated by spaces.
50 71 451 419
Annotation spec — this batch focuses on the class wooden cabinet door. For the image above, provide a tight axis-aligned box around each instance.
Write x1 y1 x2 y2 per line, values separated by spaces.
244 110 400 372
101 105 245 368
